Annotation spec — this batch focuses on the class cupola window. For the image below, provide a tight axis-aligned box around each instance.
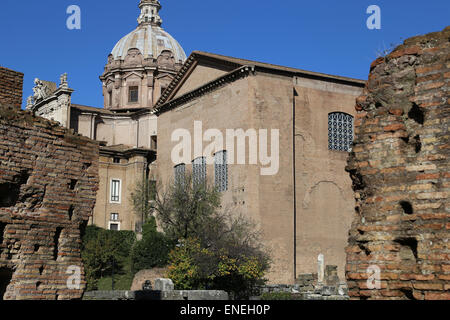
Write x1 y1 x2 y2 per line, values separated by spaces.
129 86 139 103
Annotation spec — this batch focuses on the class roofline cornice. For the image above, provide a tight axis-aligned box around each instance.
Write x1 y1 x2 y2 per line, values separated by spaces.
155 51 366 109
155 65 255 115
100 146 156 158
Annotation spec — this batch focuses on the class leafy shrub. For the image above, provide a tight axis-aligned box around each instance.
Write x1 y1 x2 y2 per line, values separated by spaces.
130 217 173 274
167 237 268 299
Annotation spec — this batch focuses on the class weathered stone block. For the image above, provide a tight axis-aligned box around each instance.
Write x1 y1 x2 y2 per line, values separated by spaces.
154 278 174 291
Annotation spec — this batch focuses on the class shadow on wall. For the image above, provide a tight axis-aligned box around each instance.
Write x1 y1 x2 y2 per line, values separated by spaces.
0 267 14 300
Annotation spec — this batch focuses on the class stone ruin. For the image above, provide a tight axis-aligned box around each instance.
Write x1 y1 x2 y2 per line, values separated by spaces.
345 27 449 299
260 258 349 300
0 100 99 299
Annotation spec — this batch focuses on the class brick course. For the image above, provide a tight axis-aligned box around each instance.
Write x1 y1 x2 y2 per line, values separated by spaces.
0 67 23 109
0 104 99 300
345 27 449 300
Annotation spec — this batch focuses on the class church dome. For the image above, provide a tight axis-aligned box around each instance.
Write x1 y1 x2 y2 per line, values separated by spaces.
110 0 186 64
111 25 186 63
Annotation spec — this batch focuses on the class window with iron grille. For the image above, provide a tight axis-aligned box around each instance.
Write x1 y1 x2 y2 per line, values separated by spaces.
128 86 139 103
214 151 228 192
192 157 206 187
328 112 354 152
174 163 185 186
111 179 121 202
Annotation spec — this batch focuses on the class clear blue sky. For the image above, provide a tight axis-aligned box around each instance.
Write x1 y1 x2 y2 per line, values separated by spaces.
0 0 448 108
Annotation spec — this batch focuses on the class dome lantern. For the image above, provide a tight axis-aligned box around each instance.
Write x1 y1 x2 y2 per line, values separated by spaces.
138 0 162 26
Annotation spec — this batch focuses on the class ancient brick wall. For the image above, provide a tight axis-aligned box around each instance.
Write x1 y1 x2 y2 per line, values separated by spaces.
0 104 99 300
0 67 23 109
345 27 449 300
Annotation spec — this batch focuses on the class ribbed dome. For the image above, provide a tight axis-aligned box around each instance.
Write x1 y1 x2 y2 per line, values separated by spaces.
111 25 186 63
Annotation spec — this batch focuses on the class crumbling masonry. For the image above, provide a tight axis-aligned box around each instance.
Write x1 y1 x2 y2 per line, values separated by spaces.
346 27 449 300
0 66 23 109
0 82 99 299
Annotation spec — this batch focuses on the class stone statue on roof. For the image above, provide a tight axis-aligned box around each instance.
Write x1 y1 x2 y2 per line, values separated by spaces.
32 78 51 102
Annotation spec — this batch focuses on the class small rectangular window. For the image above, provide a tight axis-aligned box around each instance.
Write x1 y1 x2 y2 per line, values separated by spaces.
109 223 119 231
113 157 120 164
111 179 121 202
110 213 119 221
129 86 139 103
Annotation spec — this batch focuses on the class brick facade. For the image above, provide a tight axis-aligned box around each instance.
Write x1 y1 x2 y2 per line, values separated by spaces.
0 104 99 300
345 27 449 300
0 67 23 109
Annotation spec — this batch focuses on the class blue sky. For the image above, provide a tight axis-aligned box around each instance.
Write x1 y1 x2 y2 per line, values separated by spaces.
0 0 448 108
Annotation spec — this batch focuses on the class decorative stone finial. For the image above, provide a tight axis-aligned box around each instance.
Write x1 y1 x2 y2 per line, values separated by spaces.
60 73 68 89
138 0 162 26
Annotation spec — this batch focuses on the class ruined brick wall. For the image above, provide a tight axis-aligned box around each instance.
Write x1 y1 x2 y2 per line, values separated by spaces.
345 27 449 300
0 104 99 300
0 67 23 109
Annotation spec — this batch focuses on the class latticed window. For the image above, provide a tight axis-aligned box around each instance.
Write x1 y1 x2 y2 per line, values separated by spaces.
192 157 206 187
214 150 228 192
328 112 354 152
174 163 185 185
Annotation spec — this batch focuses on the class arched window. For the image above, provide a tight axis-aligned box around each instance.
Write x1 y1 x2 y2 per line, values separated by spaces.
192 157 206 187
174 163 185 185
328 112 354 152
214 150 228 192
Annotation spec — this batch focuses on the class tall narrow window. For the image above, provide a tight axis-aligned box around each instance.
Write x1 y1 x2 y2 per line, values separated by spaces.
192 157 206 187
328 112 354 152
215 151 228 192
109 91 113 107
174 163 185 186
128 86 139 103
110 179 121 203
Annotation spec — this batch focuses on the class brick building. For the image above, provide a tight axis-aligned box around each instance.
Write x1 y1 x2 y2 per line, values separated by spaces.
0 66 23 109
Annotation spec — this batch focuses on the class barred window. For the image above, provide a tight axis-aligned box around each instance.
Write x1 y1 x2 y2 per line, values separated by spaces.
215 151 228 192
192 157 206 187
174 163 185 185
328 112 354 152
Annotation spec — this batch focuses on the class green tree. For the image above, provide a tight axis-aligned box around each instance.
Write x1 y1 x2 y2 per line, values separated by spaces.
152 174 270 298
152 174 221 241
